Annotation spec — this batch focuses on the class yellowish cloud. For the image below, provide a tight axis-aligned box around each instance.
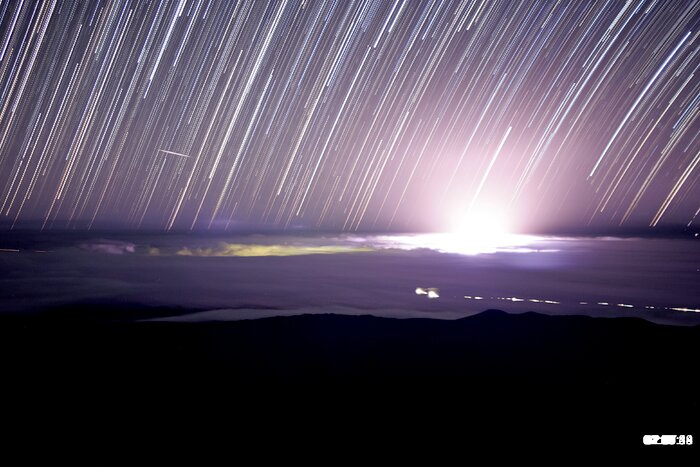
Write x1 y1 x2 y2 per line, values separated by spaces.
170 243 372 257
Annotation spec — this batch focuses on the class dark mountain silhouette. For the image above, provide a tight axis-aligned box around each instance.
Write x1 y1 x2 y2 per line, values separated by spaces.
1 308 697 454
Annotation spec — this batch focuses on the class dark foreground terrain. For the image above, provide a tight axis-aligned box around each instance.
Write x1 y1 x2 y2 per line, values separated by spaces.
1 308 698 455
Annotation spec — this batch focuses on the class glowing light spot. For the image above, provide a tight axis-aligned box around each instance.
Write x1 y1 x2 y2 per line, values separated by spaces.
447 207 522 255
499 296 525 302
417 287 439 298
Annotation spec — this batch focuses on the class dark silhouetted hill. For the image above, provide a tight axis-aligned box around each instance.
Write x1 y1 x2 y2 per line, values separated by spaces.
1 308 697 455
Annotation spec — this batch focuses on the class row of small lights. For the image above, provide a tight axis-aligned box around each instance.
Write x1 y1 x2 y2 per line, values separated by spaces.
417 288 700 313
473 295 700 313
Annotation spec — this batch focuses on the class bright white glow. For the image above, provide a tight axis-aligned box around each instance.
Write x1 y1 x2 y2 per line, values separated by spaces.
367 232 542 255
433 207 538 255
354 208 546 255
456 208 508 245
417 287 439 298
671 307 700 313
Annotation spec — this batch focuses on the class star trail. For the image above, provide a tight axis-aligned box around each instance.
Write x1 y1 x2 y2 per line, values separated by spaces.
1 0 699 232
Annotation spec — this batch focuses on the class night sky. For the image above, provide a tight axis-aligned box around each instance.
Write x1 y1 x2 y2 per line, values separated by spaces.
1 0 699 233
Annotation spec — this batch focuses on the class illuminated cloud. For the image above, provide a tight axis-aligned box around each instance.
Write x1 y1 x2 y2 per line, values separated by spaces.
80 240 136 255
173 243 373 257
